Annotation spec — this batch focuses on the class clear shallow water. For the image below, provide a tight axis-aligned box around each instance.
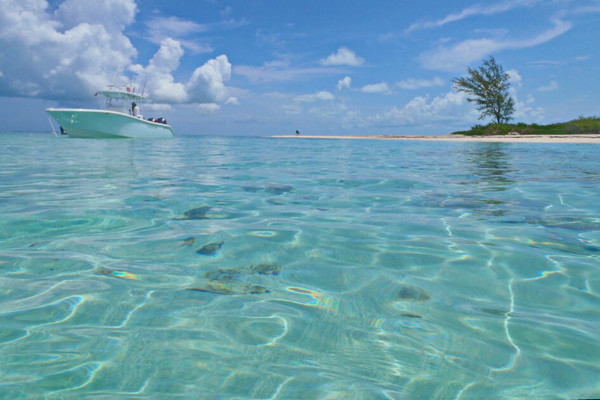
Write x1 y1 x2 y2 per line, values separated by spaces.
1 132 599 399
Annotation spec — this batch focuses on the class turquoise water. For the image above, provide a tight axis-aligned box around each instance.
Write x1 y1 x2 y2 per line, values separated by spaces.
1 133 599 399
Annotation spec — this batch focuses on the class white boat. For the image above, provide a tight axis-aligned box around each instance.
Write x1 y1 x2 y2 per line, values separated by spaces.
46 85 174 138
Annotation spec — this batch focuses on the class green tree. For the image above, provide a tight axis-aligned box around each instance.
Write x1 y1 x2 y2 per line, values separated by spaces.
453 56 515 124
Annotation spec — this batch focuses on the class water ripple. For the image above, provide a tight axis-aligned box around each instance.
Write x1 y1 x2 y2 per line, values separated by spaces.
1 135 600 398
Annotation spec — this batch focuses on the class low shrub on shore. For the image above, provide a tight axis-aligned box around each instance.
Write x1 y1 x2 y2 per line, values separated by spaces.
452 117 600 136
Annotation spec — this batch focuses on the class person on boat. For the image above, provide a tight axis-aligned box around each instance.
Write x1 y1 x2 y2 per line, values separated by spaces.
131 102 143 119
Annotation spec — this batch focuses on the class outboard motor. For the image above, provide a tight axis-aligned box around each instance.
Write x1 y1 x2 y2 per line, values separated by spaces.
148 117 167 124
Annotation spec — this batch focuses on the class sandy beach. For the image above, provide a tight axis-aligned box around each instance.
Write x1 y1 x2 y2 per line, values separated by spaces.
271 134 600 144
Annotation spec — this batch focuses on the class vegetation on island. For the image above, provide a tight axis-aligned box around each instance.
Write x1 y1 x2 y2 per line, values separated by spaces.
451 116 600 136
451 56 600 136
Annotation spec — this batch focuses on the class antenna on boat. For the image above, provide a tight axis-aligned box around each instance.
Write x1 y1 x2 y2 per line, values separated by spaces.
141 75 147 97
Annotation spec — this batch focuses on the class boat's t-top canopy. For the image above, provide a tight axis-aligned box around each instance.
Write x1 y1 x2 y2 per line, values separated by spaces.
96 84 147 113
96 84 146 101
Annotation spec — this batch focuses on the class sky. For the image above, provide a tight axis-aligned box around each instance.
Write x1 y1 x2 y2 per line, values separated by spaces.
1 0 599 136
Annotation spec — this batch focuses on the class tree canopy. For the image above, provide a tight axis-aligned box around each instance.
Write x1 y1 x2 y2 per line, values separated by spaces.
453 56 515 124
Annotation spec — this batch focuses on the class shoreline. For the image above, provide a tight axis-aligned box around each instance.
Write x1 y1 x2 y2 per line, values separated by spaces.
270 134 600 144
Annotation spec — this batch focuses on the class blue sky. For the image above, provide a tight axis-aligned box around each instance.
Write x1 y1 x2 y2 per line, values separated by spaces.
1 0 599 135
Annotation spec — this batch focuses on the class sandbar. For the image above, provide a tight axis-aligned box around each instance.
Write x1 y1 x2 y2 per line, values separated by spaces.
271 134 600 144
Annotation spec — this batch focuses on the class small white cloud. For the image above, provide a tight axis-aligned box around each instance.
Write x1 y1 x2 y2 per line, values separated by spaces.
361 82 391 93
320 47 364 66
294 90 335 103
510 90 545 121
225 96 239 105
396 77 444 90
145 16 211 54
264 58 292 69
527 59 562 66
234 63 334 83
220 6 233 17
537 80 559 92
507 69 522 87
316 91 335 101
281 102 303 115
144 103 172 112
525 94 535 104
337 76 352 91
197 103 221 114
146 16 206 38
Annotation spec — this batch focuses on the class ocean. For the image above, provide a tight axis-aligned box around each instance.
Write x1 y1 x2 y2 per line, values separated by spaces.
1 132 599 399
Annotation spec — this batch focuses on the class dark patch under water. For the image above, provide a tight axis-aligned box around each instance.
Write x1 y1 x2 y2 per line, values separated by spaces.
188 282 270 295
181 206 211 220
196 241 224 256
191 264 283 295
398 285 431 302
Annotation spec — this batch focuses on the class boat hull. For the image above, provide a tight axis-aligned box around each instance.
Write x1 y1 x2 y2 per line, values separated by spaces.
46 108 174 138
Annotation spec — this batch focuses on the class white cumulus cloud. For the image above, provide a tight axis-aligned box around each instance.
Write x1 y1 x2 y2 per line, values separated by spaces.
337 76 352 91
0 0 137 99
361 82 391 94
131 43 232 104
320 47 365 66
511 92 545 121
370 91 469 127
537 80 559 92
56 0 137 30
130 38 187 103
186 54 232 103
0 0 232 108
